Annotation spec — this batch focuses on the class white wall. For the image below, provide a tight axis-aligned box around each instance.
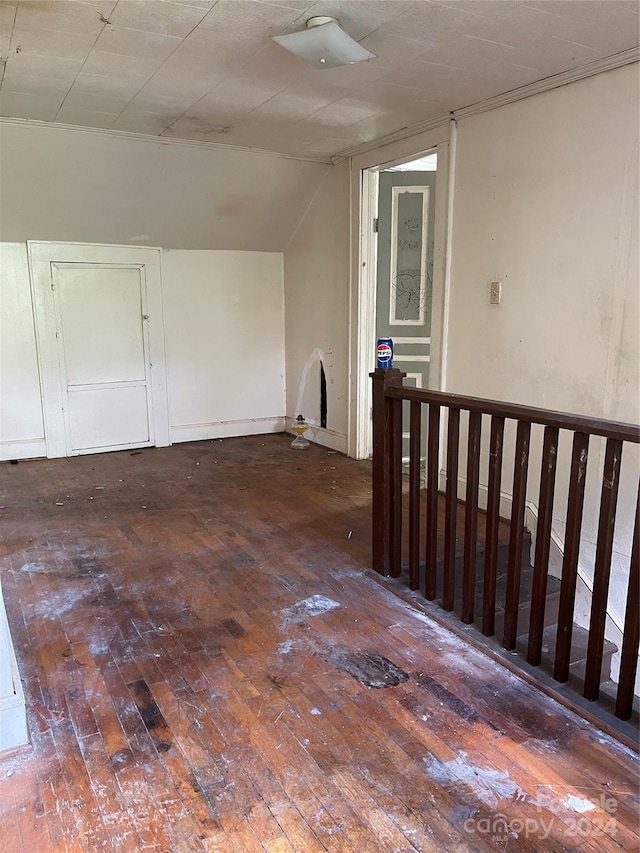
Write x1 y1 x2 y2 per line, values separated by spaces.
447 64 639 422
337 64 638 684
0 121 328 251
284 160 351 452
0 243 45 460
0 245 287 457
163 250 285 442
425 64 639 686
0 120 329 458
447 63 639 632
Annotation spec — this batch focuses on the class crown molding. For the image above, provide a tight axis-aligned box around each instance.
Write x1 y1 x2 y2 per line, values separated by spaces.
332 113 450 163
0 116 333 165
453 47 639 122
335 47 639 162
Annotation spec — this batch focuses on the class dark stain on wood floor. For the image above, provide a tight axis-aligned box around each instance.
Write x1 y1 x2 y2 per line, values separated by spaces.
0 434 638 852
327 650 409 688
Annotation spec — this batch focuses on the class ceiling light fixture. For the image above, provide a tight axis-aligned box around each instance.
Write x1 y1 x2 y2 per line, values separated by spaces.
272 16 376 70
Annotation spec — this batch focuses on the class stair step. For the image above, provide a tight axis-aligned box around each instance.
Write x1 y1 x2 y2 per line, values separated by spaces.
600 680 640 714
490 576 561 638
515 623 618 686
406 539 565 640
402 521 619 693
413 537 533 602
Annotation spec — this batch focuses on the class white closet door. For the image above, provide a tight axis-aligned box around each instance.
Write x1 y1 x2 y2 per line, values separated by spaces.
53 264 153 454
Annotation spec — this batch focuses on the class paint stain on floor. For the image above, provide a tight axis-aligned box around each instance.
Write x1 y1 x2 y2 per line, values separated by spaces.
280 595 341 624
424 751 529 809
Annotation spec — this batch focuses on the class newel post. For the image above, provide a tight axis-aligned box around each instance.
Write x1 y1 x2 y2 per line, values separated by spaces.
371 367 406 577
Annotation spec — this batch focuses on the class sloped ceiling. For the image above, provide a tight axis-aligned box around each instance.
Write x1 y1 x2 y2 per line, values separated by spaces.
0 119 330 248
0 0 638 160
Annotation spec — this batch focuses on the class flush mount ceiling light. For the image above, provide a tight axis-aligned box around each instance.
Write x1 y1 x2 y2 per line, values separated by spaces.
272 16 376 69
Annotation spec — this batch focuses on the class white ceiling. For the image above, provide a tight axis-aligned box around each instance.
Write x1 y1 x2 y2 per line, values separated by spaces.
0 0 638 160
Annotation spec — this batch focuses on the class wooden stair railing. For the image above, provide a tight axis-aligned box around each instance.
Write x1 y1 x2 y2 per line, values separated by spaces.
371 368 640 721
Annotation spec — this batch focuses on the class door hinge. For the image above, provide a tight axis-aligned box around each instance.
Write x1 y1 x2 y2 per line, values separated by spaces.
373 218 379 233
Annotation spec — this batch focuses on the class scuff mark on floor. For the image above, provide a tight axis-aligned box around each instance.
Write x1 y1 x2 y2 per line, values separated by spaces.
70 555 106 578
414 670 503 733
523 737 561 754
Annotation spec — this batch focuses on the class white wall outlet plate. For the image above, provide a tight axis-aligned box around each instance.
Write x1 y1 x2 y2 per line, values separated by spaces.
489 280 502 305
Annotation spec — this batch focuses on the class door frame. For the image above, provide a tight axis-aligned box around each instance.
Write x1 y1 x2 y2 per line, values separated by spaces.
348 120 454 459
28 242 170 458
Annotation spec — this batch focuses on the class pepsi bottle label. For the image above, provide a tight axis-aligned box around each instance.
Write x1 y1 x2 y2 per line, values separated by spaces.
376 338 393 368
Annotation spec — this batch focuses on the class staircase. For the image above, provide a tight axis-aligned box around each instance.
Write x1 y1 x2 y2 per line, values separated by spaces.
398 522 619 701
371 370 640 738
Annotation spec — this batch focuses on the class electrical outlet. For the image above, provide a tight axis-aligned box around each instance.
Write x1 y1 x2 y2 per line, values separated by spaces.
489 280 502 305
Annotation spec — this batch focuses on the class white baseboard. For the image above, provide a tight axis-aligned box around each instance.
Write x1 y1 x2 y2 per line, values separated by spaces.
0 579 29 755
171 417 286 444
284 418 348 454
0 438 46 461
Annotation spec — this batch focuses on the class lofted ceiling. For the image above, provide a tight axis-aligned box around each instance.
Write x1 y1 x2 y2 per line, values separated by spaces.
0 0 638 161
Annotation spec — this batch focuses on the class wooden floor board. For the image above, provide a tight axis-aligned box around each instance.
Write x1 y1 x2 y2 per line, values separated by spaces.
1 435 638 852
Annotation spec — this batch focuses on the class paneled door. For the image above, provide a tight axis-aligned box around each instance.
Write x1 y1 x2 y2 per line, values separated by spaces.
376 169 436 389
376 169 437 457
52 264 153 455
29 242 170 459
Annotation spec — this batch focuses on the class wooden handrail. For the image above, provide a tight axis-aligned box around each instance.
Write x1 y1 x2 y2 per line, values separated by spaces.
371 369 640 725
385 385 640 443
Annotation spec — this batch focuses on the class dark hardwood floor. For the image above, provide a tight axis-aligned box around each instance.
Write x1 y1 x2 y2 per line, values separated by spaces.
0 434 637 852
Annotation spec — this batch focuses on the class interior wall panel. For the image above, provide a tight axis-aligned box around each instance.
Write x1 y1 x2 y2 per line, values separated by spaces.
162 249 286 442
0 243 45 460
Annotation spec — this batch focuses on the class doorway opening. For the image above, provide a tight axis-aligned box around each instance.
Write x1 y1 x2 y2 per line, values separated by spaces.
350 130 451 461
377 153 438 462
377 151 437 411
